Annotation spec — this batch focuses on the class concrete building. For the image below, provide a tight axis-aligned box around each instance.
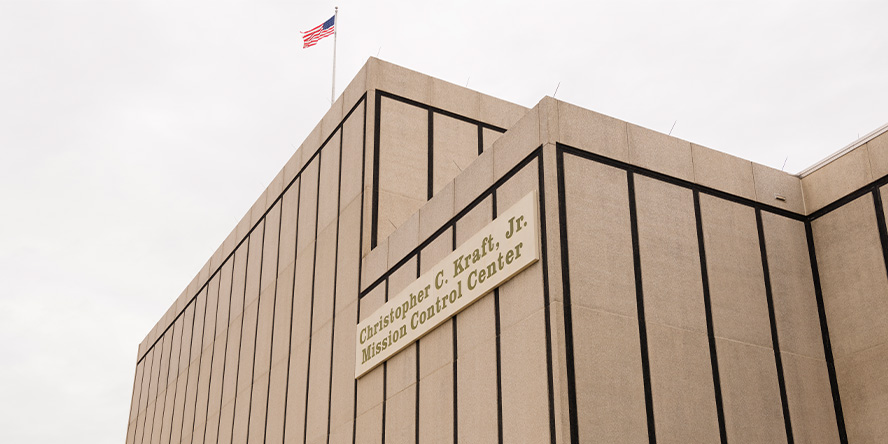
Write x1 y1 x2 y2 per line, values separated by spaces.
123 58 888 443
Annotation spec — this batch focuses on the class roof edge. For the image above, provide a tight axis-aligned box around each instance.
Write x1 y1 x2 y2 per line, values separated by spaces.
797 121 888 178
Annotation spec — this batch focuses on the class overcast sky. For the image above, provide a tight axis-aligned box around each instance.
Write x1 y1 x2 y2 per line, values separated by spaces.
1 1 886 442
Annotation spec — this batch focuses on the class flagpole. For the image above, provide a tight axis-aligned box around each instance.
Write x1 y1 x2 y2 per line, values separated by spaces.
331 6 338 104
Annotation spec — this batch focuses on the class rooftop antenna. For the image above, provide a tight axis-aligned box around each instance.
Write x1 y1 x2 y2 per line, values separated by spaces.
781 156 789 171
553 81 561 98
668 120 677 136
376 47 382 57
465 77 470 87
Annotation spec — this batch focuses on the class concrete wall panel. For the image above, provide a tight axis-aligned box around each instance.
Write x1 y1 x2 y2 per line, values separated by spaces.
433 113 478 194
700 195 772 348
717 338 787 443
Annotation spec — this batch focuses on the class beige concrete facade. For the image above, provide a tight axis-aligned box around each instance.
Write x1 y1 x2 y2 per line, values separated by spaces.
125 58 888 443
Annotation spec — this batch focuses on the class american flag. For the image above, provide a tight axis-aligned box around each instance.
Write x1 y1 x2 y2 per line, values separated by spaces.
302 16 335 48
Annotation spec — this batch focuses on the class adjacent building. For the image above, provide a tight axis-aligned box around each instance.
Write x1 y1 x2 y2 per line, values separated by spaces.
123 57 888 443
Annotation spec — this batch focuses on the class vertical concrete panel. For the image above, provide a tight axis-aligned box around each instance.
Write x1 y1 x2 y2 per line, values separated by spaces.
142 342 161 444
717 339 787 443
151 331 173 444
264 360 289 444
813 194 888 358
265 188 299 444
260 202 282 298
501 310 551 444
232 300 259 442
283 332 310 443
433 113 478 194
312 222 338 332
246 372 270 444
317 131 342 236
181 289 207 443
329 300 358 435
563 155 647 442
278 178 300 273
355 403 383 444
385 383 417 443
454 198 498 443
335 196 362 314
135 351 155 442
497 159 545 329
572 306 647 443
481 127 501 153
191 275 220 444
634 177 719 443
218 245 249 444
813 193 888 442
834 342 888 442
244 220 266 307
761 212 839 442
203 259 234 444
418 230 454 378
138 348 157 444
494 162 550 443
297 156 320 259
283 157 321 443
382 259 417 442
781 352 840 443
340 105 365 213
378 97 428 242
160 317 184 444
563 155 636 318
247 205 282 443
170 304 195 444
700 195 786 442
126 358 146 444
305 322 334 444
418 364 453 444
232 224 265 443
700 195 771 347
762 212 825 359
646 323 720 443
355 286 386 444
634 176 706 332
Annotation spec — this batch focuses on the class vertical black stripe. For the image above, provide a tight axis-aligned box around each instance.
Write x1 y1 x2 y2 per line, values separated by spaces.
137 346 155 444
627 172 657 443
554 148 579 443
872 188 888 280
303 152 324 444
804 221 848 443
180 306 198 444
693 191 728 444
280 177 301 444
756 209 794 443
213 246 239 444
415 254 421 444
536 151 557 444
155 319 175 444
262 203 284 442
244 215 267 440
127 349 145 443
491 192 504 444
198 273 223 442
477 125 484 155
371 91 382 249
325 128 346 444
381 279 389 444
353 94 368 444
224 237 250 441
451 225 458 444
428 109 434 200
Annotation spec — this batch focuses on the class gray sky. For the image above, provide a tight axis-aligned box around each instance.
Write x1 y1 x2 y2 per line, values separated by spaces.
0 1 885 442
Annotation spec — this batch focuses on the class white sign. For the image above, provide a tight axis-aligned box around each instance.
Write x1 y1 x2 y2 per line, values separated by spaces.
355 191 540 378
